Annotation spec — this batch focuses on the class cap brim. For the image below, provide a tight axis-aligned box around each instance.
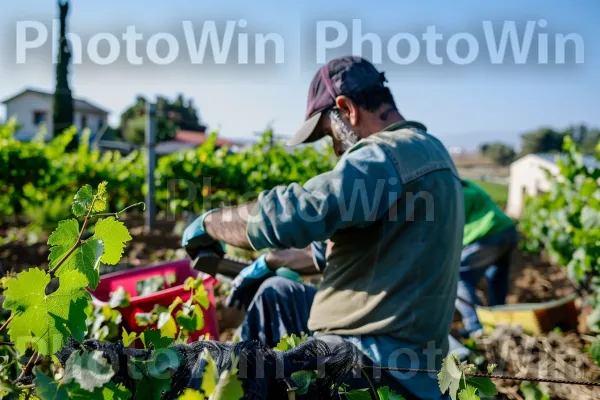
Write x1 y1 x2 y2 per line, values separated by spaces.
286 112 323 146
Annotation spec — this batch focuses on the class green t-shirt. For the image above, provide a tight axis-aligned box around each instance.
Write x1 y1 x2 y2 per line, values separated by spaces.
462 180 514 246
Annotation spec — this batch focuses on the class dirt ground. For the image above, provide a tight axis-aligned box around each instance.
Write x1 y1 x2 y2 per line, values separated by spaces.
1 216 597 399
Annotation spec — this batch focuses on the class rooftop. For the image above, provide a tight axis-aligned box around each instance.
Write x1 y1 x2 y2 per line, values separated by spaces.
1 88 110 115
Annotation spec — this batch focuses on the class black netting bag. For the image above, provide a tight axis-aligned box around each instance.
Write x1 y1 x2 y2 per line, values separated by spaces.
52 336 363 399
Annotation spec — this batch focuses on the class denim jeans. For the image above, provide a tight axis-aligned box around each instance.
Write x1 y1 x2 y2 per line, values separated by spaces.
455 226 518 333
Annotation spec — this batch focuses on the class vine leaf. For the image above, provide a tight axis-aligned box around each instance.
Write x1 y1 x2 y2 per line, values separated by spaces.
63 350 115 391
519 381 551 400
345 389 371 399
56 239 104 290
130 348 182 400
122 328 137 347
177 389 206 399
72 185 94 217
274 333 308 352
199 351 243 400
140 328 173 350
589 337 600 366
377 386 406 400
176 305 205 333
109 286 131 309
94 181 108 213
101 383 132 400
193 285 210 310
4 268 90 355
48 218 79 266
35 368 131 400
461 377 497 397
581 206 600 230
92 217 132 265
200 349 218 396
438 354 462 400
48 217 105 290
210 356 244 400
457 385 480 400
34 368 69 400
291 370 315 396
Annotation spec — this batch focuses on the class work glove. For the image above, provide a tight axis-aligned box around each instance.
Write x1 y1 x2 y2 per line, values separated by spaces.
225 254 301 310
182 210 225 269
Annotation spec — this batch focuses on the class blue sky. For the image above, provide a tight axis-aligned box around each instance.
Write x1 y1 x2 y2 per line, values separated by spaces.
0 0 598 149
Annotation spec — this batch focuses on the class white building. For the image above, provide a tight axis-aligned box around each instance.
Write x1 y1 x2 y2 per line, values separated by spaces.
507 153 598 218
1 88 109 141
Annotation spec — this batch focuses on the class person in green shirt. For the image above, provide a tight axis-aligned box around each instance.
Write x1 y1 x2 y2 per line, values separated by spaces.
456 179 518 338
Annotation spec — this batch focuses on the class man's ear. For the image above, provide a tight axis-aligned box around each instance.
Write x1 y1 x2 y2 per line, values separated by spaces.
335 95 359 126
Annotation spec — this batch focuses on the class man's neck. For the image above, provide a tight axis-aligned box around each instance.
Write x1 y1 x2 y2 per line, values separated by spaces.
363 108 404 137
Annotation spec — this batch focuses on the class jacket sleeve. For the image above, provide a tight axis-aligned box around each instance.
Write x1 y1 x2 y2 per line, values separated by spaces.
246 143 403 250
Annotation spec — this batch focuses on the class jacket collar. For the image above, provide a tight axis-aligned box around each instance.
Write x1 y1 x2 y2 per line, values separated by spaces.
382 120 427 132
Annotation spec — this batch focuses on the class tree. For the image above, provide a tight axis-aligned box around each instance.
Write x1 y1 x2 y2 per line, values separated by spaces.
479 142 516 165
519 128 565 156
564 124 600 155
520 125 600 156
119 94 206 144
53 0 74 139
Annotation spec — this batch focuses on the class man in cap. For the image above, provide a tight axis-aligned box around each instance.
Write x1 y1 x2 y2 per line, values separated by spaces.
182 56 464 399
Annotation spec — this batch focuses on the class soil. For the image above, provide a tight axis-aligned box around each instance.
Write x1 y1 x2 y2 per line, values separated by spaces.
472 326 600 400
1 217 596 399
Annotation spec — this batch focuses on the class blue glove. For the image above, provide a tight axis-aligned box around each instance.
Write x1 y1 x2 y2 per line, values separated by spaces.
182 210 226 272
226 254 274 310
182 210 215 247
224 254 301 310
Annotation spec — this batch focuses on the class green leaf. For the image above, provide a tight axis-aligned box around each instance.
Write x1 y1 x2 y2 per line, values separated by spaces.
92 217 132 265
291 370 315 396
122 328 137 347
134 312 155 326
462 377 497 397
457 385 480 400
34 369 69 400
177 389 206 399
275 339 289 352
211 367 244 400
519 381 551 400
63 350 115 391
158 313 178 339
345 389 371 399
4 268 91 355
438 354 462 400
486 364 497 374
72 185 94 217
130 348 182 400
140 328 173 350
200 349 218 396
176 305 205 333
183 277 196 291
193 284 210 310
48 219 79 267
589 337 600 366
377 386 406 400
274 333 309 352
93 181 108 213
98 383 132 400
109 286 131 309
56 239 104 290
581 206 600 230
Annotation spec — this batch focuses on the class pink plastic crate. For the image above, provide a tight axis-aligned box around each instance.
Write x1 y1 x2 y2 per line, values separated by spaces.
88 260 219 341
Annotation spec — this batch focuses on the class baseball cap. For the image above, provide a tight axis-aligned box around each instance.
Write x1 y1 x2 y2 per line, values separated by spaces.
287 56 388 146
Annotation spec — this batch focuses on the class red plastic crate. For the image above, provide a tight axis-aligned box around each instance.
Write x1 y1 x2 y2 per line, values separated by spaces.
88 260 219 341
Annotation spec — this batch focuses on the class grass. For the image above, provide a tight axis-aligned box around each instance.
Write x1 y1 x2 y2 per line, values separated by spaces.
472 180 509 209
